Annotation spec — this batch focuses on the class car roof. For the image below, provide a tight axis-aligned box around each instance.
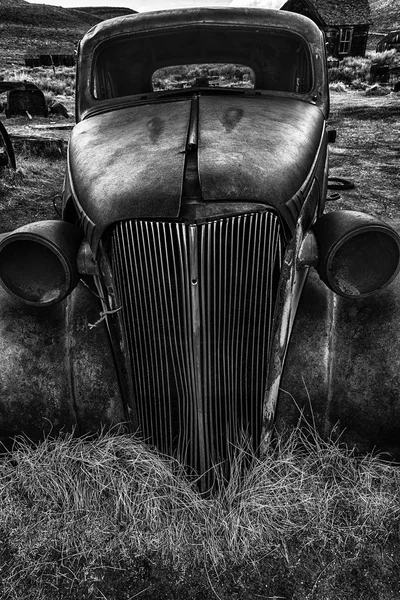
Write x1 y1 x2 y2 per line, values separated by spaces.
76 7 329 121
80 7 324 52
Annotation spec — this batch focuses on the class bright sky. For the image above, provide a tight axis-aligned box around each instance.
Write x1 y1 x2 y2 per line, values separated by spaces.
25 0 285 11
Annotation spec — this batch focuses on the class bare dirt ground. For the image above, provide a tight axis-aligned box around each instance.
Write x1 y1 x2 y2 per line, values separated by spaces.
328 89 400 220
0 113 73 232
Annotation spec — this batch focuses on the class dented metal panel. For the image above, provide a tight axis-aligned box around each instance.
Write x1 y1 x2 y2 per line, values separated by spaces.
0 282 124 444
198 96 324 208
278 259 400 459
68 100 191 245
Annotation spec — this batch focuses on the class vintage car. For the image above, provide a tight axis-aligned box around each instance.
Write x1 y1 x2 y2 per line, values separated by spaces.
1 7 400 488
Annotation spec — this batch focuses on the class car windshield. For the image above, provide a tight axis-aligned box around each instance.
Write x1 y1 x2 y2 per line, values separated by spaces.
93 27 312 99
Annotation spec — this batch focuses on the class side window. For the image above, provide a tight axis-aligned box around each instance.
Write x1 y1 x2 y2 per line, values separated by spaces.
260 39 311 93
295 46 311 93
93 58 114 99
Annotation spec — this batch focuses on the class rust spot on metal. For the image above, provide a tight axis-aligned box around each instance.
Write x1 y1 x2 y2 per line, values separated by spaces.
146 116 164 143
222 107 244 132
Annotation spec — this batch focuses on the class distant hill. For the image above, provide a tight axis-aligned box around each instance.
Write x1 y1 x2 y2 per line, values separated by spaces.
0 0 30 6
0 2 136 67
369 0 400 32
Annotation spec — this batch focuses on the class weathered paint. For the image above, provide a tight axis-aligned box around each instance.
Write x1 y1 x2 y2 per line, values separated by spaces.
278 224 400 459
68 95 325 248
68 99 191 246
66 281 126 434
0 286 73 442
198 97 324 210
0 281 124 445
260 192 315 452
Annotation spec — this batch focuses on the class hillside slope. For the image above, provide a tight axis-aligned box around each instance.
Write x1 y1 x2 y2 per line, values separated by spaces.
370 0 400 31
0 0 30 6
0 2 135 67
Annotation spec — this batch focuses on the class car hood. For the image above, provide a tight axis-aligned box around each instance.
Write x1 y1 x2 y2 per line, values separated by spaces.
68 95 325 245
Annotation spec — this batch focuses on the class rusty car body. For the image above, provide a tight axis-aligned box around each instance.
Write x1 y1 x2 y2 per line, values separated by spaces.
0 81 48 118
1 8 400 488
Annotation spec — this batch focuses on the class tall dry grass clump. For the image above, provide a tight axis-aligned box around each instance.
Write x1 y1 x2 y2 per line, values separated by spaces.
328 55 372 85
1 424 400 598
0 66 75 98
0 65 75 114
370 49 400 69
0 154 65 232
328 50 400 89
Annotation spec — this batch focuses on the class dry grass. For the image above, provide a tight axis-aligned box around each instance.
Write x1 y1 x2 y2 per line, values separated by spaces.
328 51 400 87
328 89 400 220
1 425 400 599
0 65 75 117
1 66 75 97
0 154 64 233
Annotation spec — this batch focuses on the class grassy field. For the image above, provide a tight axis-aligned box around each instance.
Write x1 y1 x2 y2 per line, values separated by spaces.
0 65 74 232
1 81 400 599
1 425 400 600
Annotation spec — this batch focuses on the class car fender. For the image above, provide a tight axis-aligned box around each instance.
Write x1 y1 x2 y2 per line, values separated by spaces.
66 280 126 432
278 238 400 458
0 280 125 445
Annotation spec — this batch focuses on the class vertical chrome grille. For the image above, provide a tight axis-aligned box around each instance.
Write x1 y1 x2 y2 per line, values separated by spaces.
111 212 283 485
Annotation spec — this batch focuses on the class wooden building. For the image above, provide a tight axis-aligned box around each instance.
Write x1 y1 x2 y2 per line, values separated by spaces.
281 0 372 59
376 31 400 53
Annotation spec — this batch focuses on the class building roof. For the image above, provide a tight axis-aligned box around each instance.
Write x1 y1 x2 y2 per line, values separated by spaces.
281 0 372 27
367 31 386 51
376 29 400 51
